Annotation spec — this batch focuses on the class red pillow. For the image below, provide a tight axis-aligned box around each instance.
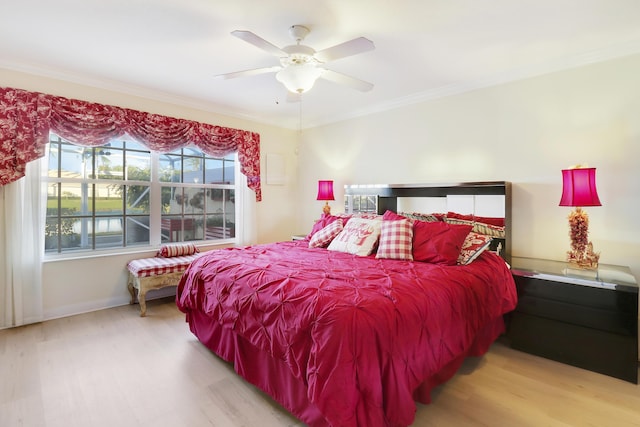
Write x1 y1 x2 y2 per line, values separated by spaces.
412 221 472 265
382 210 407 221
446 211 504 227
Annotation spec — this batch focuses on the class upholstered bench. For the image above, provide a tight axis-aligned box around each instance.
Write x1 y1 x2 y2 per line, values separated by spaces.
127 243 202 317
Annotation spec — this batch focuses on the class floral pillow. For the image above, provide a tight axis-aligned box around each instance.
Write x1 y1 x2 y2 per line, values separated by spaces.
375 218 414 260
457 232 493 265
327 218 382 256
309 220 344 248
444 217 505 238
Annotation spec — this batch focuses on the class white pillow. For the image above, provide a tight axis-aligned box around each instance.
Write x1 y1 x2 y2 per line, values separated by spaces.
327 218 382 256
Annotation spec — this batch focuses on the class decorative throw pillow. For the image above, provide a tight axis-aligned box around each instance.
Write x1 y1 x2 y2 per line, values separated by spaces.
309 220 344 248
412 221 472 265
457 232 493 265
446 211 505 227
327 218 382 256
306 215 341 240
444 217 505 238
157 242 199 258
375 219 414 260
399 211 442 222
382 210 409 221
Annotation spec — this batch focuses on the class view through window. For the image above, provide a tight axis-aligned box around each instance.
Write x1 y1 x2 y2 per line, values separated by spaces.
44 134 236 254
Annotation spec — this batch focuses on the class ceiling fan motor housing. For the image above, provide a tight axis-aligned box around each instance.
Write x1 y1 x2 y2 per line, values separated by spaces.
289 25 310 42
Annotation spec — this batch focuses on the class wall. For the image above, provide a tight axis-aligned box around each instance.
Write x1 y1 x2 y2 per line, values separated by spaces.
298 54 640 279
0 68 299 320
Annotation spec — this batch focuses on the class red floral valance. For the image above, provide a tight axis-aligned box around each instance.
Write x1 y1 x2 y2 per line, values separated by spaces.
0 87 261 201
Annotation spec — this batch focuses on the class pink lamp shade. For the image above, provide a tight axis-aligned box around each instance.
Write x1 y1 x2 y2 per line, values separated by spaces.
559 167 601 207
316 180 335 201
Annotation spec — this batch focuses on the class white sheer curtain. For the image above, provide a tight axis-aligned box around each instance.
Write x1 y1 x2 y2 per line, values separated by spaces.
1 159 44 328
237 158 257 246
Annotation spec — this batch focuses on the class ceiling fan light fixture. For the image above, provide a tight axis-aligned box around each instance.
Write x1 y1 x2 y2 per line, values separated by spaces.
276 63 323 94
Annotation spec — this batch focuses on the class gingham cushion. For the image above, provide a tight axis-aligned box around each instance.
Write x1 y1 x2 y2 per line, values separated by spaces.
375 219 414 260
309 219 344 248
157 242 199 258
457 232 493 265
127 253 201 278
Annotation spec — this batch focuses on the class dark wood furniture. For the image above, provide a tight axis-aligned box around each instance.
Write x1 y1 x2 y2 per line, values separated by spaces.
509 256 638 383
344 181 512 264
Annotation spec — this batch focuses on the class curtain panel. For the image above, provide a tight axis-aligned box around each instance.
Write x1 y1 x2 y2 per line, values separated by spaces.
0 86 262 201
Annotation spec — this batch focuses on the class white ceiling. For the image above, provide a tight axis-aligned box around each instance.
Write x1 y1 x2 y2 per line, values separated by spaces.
2 0 640 130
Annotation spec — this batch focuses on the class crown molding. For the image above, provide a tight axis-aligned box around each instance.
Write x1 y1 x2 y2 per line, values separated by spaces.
4 39 640 132
305 40 640 129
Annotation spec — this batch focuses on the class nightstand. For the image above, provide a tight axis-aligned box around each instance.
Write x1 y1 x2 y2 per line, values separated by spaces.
508 256 638 383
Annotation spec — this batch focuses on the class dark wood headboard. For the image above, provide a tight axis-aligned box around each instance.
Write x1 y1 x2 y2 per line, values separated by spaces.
344 181 512 264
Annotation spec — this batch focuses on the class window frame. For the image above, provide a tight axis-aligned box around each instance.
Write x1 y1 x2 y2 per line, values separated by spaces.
43 134 240 259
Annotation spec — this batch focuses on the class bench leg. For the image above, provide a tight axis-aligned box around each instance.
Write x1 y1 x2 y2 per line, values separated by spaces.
138 287 148 317
127 273 136 305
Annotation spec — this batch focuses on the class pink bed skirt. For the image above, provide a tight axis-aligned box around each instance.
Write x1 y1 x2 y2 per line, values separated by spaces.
185 309 506 427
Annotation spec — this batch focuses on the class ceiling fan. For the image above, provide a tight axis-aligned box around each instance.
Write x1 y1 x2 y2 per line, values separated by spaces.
215 25 375 94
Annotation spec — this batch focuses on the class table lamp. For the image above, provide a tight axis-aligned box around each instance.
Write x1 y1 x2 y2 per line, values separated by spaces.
316 180 335 216
559 166 601 269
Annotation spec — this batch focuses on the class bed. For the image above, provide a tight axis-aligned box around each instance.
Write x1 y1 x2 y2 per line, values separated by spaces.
176 182 517 427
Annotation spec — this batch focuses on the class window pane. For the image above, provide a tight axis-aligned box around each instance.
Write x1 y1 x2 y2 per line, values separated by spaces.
58 183 92 216
184 213 203 242
96 146 120 180
126 216 149 246
159 154 182 183
45 218 80 252
183 157 204 184
94 217 123 249
164 186 186 214
95 183 123 216
124 185 150 214
205 213 235 239
126 151 151 181
186 188 206 213
47 142 60 177
205 158 224 183
59 143 89 178
46 183 61 217
160 215 194 243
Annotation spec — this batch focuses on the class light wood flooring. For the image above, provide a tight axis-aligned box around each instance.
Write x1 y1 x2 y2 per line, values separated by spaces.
1 298 639 427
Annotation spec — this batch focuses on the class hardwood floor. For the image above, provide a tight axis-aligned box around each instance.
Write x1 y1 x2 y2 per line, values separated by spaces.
1 298 639 427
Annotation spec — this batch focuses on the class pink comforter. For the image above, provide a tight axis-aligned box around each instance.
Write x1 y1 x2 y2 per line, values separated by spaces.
176 241 517 427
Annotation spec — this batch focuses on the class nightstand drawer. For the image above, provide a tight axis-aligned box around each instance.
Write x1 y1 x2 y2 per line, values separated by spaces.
516 294 637 335
509 312 638 383
514 275 637 314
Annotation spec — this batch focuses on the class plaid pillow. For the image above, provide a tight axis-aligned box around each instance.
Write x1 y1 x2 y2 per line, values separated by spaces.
457 232 493 265
375 219 414 260
157 243 199 258
309 220 344 248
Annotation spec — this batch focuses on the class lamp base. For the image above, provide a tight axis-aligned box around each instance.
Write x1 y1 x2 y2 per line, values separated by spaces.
566 207 599 270
322 202 331 216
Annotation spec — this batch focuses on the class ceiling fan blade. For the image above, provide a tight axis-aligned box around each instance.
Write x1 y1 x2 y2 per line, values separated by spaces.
231 30 286 57
315 37 375 63
319 69 374 92
214 66 282 80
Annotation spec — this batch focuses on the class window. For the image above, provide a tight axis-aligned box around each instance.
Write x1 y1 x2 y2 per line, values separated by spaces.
344 194 378 214
44 134 237 254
